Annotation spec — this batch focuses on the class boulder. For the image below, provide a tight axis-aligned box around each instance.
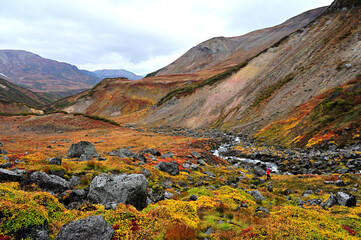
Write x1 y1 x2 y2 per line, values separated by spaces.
336 191 356 207
191 151 202 159
134 153 147 162
255 206 270 215
249 190 266 201
109 148 135 158
157 161 179 176
64 189 87 205
55 215 114 240
321 194 337 209
0 149 7 154
16 221 49 240
30 172 70 193
302 190 315 197
254 166 266 177
49 157 62 165
0 169 22 182
139 148 161 157
189 195 198 201
142 168 151 177
69 176 81 188
161 151 174 159
67 141 98 158
87 173 148 210
0 162 13 169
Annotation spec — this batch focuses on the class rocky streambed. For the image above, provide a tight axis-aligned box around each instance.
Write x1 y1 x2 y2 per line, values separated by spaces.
147 127 361 175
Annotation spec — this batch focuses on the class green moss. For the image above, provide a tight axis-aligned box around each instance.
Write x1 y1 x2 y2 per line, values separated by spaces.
187 187 213 197
251 73 295 109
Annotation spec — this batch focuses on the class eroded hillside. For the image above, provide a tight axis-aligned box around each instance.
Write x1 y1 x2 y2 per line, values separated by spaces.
141 5 360 148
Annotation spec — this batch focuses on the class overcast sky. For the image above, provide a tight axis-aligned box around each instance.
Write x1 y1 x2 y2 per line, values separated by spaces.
0 0 333 75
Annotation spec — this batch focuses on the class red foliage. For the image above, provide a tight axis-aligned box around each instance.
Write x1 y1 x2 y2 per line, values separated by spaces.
343 225 356 236
7 153 26 162
164 222 195 240
241 227 255 238
113 223 120 230
130 218 140 232
0 235 10 240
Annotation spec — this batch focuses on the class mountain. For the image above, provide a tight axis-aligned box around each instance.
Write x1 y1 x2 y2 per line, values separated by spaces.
55 6 325 121
146 7 327 77
55 1 361 147
142 2 361 147
91 69 143 80
0 50 99 93
0 76 49 114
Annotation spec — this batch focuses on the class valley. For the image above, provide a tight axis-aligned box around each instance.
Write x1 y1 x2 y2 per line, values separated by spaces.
0 0 361 239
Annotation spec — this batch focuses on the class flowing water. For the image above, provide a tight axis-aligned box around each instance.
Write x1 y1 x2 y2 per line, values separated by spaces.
212 136 279 173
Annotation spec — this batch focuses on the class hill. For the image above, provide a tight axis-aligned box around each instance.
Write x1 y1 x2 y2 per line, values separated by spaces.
0 77 51 114
0 50 99 93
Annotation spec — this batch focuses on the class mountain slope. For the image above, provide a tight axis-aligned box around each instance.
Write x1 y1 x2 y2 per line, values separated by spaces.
0 77 48 114
57 7 326 121
147 7 327 77
0 50 99 93
141 3 361 147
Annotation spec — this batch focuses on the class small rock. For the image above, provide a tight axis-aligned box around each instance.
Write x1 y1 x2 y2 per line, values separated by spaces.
142 168 151 177
0 162 12 169
0 149 7 154
321 194 337 209
198 159 206 166
191 164 199 170
157 161 179 176
335 180 347 186
164 191 174 199
161 151 174 159
69 176 81 188
204 227 213 235
255 206 270 215
191 151 202 159
189 195 198 201
49 157 62 165
182 163 190 168
267 185 273 192
302 190 315 197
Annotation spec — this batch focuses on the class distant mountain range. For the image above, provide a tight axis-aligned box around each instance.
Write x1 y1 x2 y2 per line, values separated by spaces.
0 50 143 97
84 69 143 81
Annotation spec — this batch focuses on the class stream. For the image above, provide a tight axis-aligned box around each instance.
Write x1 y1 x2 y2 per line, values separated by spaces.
212 136 279 173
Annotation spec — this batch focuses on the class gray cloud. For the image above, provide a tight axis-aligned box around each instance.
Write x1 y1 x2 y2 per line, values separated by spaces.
0 0 333 74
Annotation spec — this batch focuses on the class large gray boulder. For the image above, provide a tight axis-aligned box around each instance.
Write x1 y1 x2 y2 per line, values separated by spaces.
0 169 22 182
336 191 356 207
157 161 179 175
87 173 148 210
55 215 114 240
321 194 337 209
16 221 49 240
254 166 266 177
67 141 98 158
108 148 135 158
249 190 266 201
30 172 70 193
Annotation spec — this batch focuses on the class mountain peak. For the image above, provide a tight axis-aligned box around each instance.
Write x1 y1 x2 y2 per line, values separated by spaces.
328 0 361 11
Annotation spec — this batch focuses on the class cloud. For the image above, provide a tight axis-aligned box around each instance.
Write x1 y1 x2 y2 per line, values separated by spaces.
0 0 334 74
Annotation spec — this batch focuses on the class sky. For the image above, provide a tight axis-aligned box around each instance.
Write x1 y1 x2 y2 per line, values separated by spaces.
0 0 333 75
